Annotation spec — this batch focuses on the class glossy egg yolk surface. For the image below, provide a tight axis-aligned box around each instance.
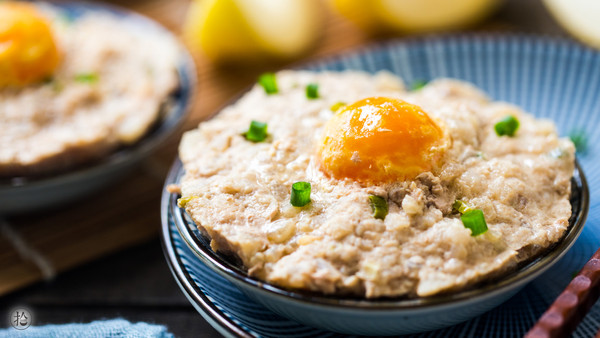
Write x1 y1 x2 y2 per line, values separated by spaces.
318 97 448 184
0 2 60 87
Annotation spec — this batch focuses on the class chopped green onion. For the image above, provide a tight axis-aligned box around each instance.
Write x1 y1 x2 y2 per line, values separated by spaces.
244 120 268 142
494 115 519 137
258 72 278 94
569 130 588 154
74 72 99 84
454 199 488 236
177 196 195 208
460 209 488 236
411 79 428 90
306 83 319 99
452 200 474 214
330 102 346 112
368 195 388 220
291 182 311 207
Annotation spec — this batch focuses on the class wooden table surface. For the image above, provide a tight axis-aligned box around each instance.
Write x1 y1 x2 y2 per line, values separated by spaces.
0 0 573 336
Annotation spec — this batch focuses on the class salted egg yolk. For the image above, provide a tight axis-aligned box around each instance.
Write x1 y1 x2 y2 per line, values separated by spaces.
318 97 449 184
0 2 60 87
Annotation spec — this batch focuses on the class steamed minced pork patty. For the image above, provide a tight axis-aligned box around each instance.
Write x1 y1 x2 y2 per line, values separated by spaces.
178 71 574 298
0 4 178 176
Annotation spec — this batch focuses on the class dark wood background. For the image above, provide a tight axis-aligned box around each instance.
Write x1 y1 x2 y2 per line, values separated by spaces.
0 0 574 337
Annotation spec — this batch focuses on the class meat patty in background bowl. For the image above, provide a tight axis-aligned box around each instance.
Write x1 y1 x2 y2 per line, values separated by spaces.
0 1 196 214
163 37 594 332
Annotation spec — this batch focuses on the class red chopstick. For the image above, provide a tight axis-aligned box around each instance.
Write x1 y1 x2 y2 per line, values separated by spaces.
526 248 600 338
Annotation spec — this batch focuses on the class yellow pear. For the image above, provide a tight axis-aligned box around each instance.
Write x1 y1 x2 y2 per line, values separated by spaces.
544 0 600 49
331 0 501 34
183 0 323 63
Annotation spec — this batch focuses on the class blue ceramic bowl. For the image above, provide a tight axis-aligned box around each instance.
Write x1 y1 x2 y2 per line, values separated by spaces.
162 34 598 336
164 159 587 335
0 1 196 214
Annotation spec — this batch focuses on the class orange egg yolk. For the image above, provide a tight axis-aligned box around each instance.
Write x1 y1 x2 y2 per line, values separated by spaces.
0 2 60 87
318 97 449 184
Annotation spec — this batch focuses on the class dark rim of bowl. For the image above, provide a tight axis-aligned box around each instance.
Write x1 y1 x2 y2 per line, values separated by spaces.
0 0 197 190
161 182 251 338
166 157 588 310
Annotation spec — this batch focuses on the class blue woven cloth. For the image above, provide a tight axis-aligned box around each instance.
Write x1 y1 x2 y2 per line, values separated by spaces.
0 319 173 338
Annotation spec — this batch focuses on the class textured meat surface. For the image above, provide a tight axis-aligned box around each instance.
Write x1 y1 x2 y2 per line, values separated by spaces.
179 71 574 298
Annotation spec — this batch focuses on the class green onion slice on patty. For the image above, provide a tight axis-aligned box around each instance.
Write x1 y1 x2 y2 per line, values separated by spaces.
453 200 488 236
258 72 278 94
452 200 473 214
291 182 311 207
306 83 319 99
244 120 268 142
330 102 346 112
74 72 99 84
369 195 388 220
177 196 195 208
411 79 428 91
460 209 488 236
494 115 519 137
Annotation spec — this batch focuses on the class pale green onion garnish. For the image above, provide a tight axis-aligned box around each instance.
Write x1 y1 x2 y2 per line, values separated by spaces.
411 79 428 90
330 102 346 112
177 196 195 208
452 200 473 214
494 115 519 137
306 83 319 99
569 130 588 154
453 200 488 236
74 73 99 84
291 182 311 207
369 195 388 220
244 120 268 142
258 72 278 94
